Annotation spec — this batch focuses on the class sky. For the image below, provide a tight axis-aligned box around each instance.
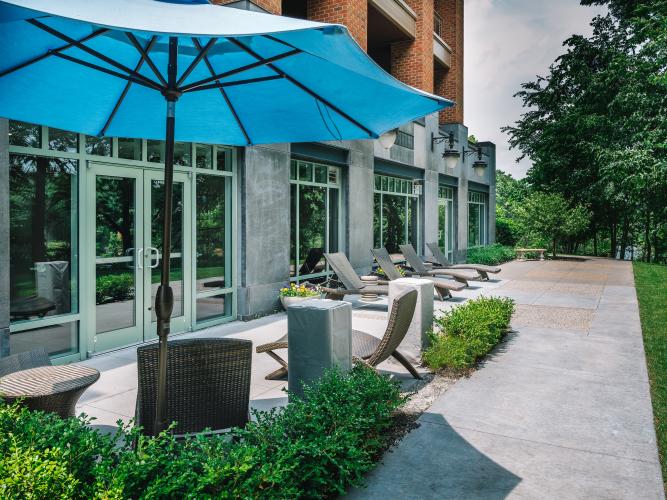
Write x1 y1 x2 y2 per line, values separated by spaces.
464 0 607 179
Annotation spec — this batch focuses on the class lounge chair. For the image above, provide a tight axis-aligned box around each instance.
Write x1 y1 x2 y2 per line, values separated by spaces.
399 244 478 285
297 247 324 276
0 347 51 378
256 288 422 380
371 247 465 300
426 242 501 280
136 338 252 436
321 252 390 300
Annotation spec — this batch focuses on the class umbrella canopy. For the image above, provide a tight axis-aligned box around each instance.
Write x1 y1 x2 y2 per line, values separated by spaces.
0 0 452 145
0 0 453 435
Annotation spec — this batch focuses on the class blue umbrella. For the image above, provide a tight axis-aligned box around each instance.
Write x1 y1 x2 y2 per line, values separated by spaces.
0 0 453 434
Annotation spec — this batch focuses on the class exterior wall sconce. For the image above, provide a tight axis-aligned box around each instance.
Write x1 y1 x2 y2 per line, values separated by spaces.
432 131 460 169
378 128 398 149
412 179 423 196
432 131 488 176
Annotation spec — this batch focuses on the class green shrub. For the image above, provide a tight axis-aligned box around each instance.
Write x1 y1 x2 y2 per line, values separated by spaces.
424 296 515 371
467 244 516 266
0 364 404 499
96 273 135 305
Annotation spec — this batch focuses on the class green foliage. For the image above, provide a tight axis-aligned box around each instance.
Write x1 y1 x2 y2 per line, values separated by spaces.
96 273 135 305
424 296 515 371
515 192 591 257
279 282 320 298
633 261 667 490
503 3 667 262
0 365 404 499
375 265 406 279
495 170 530 246
467 244 516 266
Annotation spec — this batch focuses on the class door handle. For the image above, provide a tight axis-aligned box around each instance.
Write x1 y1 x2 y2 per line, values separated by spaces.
136 248 143 270
147 246 160 269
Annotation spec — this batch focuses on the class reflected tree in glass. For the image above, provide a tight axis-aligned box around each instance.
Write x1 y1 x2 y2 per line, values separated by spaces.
196 175 226 290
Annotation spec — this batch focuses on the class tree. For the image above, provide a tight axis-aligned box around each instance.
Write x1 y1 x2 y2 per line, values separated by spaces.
502 0 667 262
495 170 529 246
516 192 591 257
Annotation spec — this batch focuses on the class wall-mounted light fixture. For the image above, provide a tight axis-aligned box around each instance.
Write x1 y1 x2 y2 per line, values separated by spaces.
412 179 423 196
378 128 398 149
432 131 488 176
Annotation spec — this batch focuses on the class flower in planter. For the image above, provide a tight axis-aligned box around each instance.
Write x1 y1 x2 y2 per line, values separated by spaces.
279 282 320 298
375 265 406 279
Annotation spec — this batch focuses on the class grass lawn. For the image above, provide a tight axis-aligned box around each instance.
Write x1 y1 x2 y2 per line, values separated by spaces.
633 262 667 490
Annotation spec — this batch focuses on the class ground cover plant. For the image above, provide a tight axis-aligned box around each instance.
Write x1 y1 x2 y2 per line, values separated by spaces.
0 364 404 499
633 262 667 490
424 296 515 371
467 244 516 266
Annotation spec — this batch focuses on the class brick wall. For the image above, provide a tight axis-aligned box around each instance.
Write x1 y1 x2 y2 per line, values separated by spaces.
434 0 463 124
213 0 281 15
306 0 368 51
390 0 435 94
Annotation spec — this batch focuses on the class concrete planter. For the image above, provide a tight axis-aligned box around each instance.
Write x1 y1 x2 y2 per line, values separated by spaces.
280 296 318 310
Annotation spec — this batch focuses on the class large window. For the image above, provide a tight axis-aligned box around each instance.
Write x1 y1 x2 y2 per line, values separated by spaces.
290 160 341 282
468 191 488 248
7 120 236 357
373 174 420 254
438 185 455 261
9 123 79 357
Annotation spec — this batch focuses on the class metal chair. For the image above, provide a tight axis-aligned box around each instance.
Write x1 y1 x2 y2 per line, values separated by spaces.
136 338 252 436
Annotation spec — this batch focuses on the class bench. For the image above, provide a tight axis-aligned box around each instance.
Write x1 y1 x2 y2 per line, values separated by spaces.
515 248 547 261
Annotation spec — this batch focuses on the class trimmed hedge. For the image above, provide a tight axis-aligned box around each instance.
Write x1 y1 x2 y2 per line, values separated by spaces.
0 364 404 499
467 244 516 266
96 273 135 305
424 296 515 371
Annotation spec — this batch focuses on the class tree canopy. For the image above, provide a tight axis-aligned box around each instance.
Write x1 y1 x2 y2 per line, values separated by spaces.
502 0 667 262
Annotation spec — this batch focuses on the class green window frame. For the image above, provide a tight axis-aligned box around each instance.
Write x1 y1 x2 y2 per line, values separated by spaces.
438 185 455 261
7 120 237 361
289 159 342 283
373 174 420 254
468 191 488 248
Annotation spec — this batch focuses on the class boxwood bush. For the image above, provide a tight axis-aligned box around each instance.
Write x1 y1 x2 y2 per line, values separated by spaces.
424 296 515 371
96 273 135 305
0 364 404 499
467 244 516 266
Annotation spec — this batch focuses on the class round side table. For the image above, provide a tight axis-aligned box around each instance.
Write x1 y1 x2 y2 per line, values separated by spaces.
360 275 380 302
0 364 100 418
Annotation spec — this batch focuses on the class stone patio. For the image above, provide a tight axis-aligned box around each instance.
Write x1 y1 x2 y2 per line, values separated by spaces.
349 257 664 499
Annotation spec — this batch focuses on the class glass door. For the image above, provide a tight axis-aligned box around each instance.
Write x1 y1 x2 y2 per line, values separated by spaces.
89 163 191 353
91 165 144 352
143 170 191 339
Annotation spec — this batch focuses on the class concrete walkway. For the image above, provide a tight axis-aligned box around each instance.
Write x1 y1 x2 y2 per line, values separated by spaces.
351 258 664 500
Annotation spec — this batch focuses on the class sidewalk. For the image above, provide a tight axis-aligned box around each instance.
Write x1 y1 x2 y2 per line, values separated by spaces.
350 258 664 499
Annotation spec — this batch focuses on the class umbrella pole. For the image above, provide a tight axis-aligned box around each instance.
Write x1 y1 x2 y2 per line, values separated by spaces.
154 36 179 435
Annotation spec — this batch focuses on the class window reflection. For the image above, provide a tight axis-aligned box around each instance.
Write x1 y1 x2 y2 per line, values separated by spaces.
147 140 190 166
373 174 420 254
118 138 142 160
9 121 41 148
86 136 112 156
196 175 226 291
9 155 77 323
196 293 229 323
10 322 78 357
48 128 78 153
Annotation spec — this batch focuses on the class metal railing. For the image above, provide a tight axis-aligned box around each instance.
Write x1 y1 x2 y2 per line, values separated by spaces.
434 11 444 39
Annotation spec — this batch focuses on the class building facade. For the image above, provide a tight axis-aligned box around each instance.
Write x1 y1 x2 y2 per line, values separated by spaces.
0 0 496 360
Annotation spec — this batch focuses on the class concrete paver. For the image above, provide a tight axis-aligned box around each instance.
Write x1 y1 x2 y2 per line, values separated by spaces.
350 258 664 499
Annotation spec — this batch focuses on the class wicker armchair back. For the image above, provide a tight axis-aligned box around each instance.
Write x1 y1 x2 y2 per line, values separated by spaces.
366 289 417 368
136 338 252 436
0 348 51 378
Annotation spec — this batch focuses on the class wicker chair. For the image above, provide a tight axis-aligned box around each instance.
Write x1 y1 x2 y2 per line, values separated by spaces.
426 242 501 280
0 347 51 378
399 244 477 285
256 288 422 380
371 247 465 300
322 252 390 299
136 338 252 436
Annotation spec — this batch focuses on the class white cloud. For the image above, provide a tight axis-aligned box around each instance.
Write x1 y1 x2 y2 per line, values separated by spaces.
464 0 606 178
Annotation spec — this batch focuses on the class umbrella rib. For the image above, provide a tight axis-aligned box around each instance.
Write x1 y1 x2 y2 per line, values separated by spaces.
0 28 109 79
125 32 168 87
192 37 252 145
179 49 300 92
176 37 217 87
52 51 162 91
100 36 159 137
185 74 283 91
227 37 375 138
28 19 163 91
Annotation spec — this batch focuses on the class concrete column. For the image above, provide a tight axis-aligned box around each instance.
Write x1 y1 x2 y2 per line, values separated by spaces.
287 299 352 399
388 278 434 363
423 169 439 255
236 143 291 320
479 141 497 245
0 119 9 356
346 141 375 274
